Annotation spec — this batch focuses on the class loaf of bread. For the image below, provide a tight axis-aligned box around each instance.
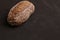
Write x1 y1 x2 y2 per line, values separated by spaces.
7 1 35 26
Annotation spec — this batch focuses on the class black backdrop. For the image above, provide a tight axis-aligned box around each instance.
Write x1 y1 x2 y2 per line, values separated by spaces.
0 0 60 40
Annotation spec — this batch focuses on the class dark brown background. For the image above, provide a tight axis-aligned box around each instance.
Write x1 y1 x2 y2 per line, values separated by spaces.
0 0 60 40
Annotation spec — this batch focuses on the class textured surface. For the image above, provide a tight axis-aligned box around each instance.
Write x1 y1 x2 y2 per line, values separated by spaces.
0 0 60 40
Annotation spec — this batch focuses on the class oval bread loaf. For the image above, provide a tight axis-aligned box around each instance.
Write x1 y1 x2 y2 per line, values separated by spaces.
7 1 35 26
